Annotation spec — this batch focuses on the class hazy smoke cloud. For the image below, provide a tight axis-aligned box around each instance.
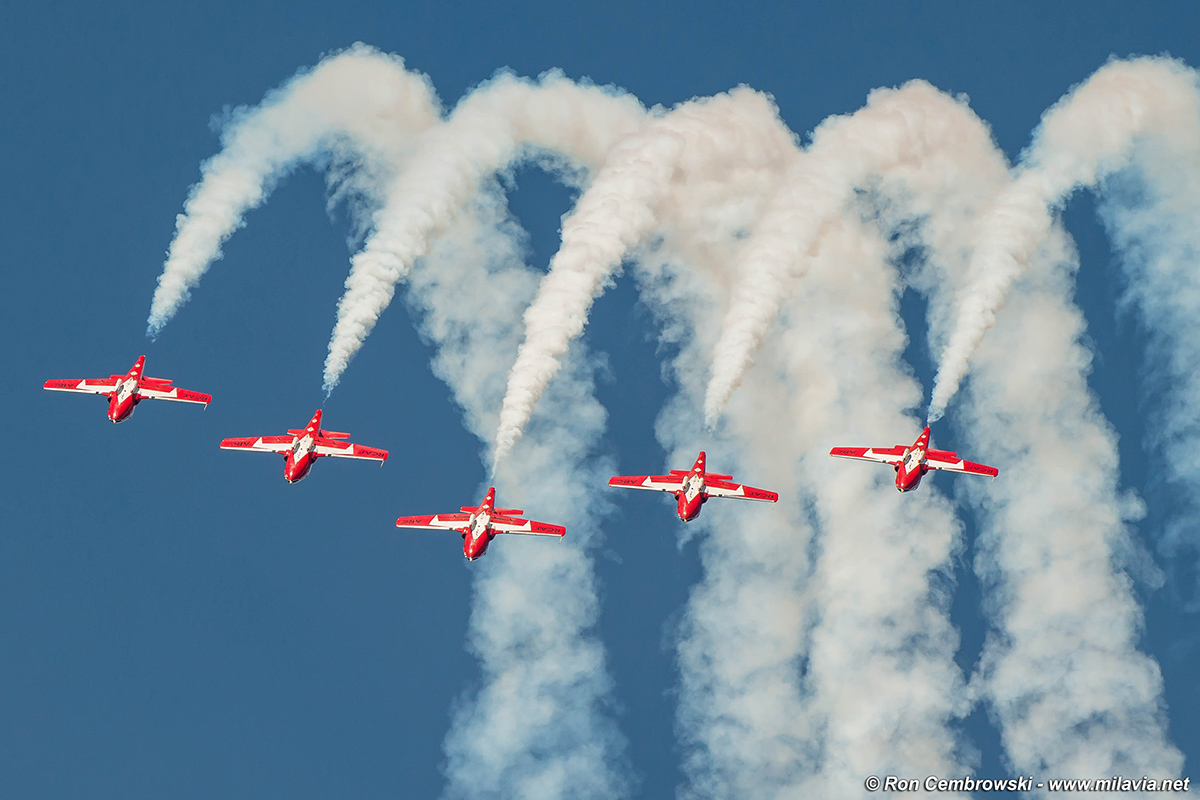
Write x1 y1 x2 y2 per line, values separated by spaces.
1099 130 1200 607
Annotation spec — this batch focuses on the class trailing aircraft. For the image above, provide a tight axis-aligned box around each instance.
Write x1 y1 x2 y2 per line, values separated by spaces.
43 355 211 422
608 451 778 521
220 409 387 483
395 486 565 561
829 426 998 492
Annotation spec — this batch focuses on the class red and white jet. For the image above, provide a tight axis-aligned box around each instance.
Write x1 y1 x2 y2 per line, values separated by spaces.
43 355 211 423
395 486 565 561
608 451 779 522
829 427 998 493
220 409 388 483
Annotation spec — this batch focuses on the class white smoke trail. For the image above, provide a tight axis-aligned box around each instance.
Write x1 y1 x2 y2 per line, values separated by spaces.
1099 133 1200 606
404 190 629 799
931 224 1185 781
869 81 1185 781
638 209 973 797
322 73 645 393
702 80 996 426
927 57 1200 422
493 88 794 464
146 44 440 336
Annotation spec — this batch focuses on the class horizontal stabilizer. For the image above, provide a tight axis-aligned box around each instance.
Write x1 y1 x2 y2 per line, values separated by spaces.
459 506 480 514
494 508 524 516
319 430 351 439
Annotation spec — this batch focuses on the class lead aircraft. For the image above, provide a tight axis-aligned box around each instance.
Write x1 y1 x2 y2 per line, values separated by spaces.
220 409 388 483
609 451 778 522
395 487 565 561
829 426 998 492
43 355 211 422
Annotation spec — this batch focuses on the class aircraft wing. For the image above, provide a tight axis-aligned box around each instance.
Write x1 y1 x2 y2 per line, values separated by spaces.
135 385 212 406
489 515 566 537
924 451 998 478
313 439 388 463
828 445 906 465
43 377 118 396
608 474 686 493
395 513 472 531
702 479 779 503
220 435 294 454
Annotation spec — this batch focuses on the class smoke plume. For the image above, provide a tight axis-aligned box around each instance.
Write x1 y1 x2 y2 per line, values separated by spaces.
148 45 439 336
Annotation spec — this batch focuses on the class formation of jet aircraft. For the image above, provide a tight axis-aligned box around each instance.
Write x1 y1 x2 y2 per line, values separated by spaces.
43 355 211 423
609 451 778 521
220 408 388 483
44 356 1000 559
395 486 566 561
829 426 998 492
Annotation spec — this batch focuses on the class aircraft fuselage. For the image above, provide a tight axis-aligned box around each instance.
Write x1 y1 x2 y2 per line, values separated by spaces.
463 508 494 560
894 430 931 492
106 377 142 422
674 469 708 521
284 434 318 483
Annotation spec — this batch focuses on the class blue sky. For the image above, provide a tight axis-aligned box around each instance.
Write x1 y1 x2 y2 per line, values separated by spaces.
2 2 1198 797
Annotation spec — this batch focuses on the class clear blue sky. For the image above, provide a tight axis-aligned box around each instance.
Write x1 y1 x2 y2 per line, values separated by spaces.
1 2 1197 797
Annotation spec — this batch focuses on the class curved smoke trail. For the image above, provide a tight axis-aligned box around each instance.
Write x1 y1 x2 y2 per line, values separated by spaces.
931 222 1183 780
701 80 1006 427
147 44 440 336
631 82 1011 796
493 88 794 464
927 56 1200 422
322 72 645 393
873 93 1188 780
405 193 630 800
637 212 971 796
